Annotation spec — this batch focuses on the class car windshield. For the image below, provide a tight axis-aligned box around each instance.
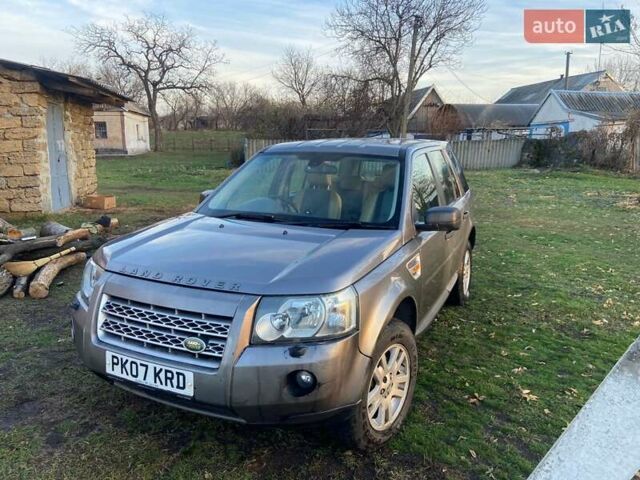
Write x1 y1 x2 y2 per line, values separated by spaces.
198 151 403 229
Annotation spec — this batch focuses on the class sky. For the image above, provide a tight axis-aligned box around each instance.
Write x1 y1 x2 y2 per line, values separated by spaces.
0 0 637 103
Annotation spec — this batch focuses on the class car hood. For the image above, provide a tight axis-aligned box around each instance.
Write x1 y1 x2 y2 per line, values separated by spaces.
102 213 403 295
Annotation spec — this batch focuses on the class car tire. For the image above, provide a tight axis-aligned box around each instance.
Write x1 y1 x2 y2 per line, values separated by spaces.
448 242 472 306
339 319 418 450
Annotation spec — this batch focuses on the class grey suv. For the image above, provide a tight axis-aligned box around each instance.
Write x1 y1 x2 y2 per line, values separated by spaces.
73 138 475 448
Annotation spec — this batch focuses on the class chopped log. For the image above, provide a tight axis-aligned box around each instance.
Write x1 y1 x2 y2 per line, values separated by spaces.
0 227 91 265
0 235 60 265
40 221 71 237
0 267 14 297
29 252 87 299
15 236 109 261
12 276 29 299
55 228 90 247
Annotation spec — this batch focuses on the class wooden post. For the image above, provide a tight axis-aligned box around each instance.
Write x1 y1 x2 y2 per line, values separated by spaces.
635 135 640 173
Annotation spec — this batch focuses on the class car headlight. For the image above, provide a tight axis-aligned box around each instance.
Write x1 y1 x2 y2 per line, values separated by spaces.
252 287 358 343
81 258 105 300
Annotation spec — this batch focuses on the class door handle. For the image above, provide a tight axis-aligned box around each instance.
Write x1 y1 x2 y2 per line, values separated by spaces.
463 211 469 217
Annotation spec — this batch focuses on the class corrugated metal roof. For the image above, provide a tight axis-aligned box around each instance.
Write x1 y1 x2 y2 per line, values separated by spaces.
0 58 130 105
496 71 608 105
409 86 434 116
442 103 538 128
94 101 150 116
554 90 640 120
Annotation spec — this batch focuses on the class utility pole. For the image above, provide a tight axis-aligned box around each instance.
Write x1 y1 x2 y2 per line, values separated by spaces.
564 51 572 90
400 15 421 139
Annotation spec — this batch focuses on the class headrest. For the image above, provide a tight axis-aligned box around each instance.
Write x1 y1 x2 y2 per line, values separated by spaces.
308 172 332 188
339 175 361 190
373 165 397 190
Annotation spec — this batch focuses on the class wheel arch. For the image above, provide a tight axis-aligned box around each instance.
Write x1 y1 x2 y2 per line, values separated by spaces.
393 296 418 334
469 226 476 249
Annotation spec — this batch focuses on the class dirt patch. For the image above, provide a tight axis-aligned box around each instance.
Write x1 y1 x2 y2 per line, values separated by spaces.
0 399 44 431
616 194 640 209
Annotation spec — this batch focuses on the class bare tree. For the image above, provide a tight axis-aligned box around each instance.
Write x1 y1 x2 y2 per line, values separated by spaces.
272 46 320 107
327 0 485 137
39 57 93 77
594 55 640 91
213 81 259 129
95 60 146 105
160 90 190 130
317 67 386 134
73 13 224 150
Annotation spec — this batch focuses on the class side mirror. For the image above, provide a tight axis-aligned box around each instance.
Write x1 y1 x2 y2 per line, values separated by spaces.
199 189 214 203
416 206 462 232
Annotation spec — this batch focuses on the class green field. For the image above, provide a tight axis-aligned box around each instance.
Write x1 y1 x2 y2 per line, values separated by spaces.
1 156 639 479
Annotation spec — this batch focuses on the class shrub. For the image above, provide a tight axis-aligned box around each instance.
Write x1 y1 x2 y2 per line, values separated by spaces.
228 146 245 168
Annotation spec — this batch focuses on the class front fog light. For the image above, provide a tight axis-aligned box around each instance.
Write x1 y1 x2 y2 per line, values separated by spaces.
288 370 317 396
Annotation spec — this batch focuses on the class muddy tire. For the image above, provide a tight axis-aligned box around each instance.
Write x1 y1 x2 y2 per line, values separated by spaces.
448 242 472 306
340 319 417 450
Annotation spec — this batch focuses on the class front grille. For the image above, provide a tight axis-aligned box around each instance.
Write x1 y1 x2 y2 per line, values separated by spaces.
98 295 232 368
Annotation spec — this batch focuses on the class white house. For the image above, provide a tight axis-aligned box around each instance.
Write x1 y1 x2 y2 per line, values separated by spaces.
529 90 640 136
93 102 151 155
496 71 624 105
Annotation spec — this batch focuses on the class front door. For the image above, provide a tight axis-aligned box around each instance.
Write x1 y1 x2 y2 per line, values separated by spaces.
410 152 448 331
46 103 72 211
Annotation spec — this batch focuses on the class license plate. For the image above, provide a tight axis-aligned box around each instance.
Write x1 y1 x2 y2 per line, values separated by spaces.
106 351 194 397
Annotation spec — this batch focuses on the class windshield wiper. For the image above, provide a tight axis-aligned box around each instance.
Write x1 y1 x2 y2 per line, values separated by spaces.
215 213 393 230
292 220 394 230
215 212 276 222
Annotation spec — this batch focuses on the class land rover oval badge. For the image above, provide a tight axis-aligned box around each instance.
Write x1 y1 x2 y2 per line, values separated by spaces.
183 337 206 353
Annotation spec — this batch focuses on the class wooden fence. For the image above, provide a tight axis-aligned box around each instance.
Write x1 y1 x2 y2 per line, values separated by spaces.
244 137 525 170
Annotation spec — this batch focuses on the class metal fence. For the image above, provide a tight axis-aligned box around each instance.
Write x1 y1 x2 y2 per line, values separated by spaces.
160 137 243 152
450 138 525 170
244 137 526 170
244 138 293 160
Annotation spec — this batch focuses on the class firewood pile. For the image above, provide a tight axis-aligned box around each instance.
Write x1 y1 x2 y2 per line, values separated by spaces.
0 216 118 300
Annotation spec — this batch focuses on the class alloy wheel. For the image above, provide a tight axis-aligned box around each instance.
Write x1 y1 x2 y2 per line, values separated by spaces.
366 343 410 431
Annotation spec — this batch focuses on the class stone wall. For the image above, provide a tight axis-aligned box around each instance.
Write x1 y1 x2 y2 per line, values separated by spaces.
0 67 98 213
64 101 98 202
0 68 47 213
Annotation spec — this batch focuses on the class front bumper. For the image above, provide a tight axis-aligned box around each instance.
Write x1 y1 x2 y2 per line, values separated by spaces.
72 273 370 424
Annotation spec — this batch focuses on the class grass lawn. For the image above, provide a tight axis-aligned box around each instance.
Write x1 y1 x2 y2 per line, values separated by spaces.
1 154 639 479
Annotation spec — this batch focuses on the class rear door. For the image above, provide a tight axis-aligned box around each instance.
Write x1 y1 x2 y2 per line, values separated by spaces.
409 151 448 323
426 148 469 283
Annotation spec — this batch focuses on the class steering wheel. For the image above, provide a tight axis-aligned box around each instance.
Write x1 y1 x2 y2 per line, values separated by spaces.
279 197 299 214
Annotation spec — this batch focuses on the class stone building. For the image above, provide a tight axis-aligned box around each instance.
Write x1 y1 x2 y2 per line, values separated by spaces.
0 59 129 213
93 102 151 155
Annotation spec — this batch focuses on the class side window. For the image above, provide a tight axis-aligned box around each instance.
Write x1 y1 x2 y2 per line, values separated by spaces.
95 121 107 139
428 150 460 205
445 146 469 193
411 153 439 223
